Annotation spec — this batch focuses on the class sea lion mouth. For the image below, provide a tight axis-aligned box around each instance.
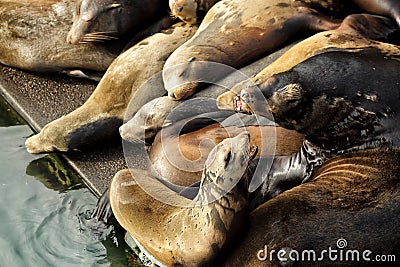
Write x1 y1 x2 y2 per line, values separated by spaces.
248 145 258 160
234 95 252 114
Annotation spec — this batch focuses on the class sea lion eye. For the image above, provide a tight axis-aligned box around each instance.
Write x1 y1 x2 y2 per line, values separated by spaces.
177 6 184 12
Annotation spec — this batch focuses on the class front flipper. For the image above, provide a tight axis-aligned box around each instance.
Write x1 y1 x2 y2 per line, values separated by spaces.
250 140 324 209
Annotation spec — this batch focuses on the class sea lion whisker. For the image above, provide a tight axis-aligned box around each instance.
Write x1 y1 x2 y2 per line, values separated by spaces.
81 37 106 43
88 31 119 35
81 36 116 43
83 34 118 40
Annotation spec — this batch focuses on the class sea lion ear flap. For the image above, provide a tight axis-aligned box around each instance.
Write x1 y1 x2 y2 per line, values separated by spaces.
276 83 304 101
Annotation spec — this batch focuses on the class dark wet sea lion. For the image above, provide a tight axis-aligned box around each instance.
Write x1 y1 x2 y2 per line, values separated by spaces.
25 22 198 154
236 48 400 152
218 13 398 109
169 0 221 25
0 0 120 73
110 133 256 266
67 0 168 45
220 148 400 266
352 0 400 27
163 0 345 100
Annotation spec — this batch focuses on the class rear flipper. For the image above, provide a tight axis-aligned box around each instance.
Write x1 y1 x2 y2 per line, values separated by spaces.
91 189 114 224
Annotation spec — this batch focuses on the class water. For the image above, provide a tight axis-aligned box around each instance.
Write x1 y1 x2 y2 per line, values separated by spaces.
0 99 139 266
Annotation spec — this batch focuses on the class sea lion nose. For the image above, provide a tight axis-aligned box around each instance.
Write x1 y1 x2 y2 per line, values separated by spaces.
67 31 79 45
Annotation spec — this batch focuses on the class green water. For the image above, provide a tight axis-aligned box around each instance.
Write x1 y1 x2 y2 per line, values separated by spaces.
0 99 138 266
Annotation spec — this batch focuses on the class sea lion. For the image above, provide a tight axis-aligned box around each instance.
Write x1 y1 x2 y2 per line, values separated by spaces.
119 97 221 143
67 0 170 46
163 0 351 100
109 133 257 266
234 45 400 187
147 114 304 186
352 0 400 27
235 48 400 152
220 148 400 266
217 13 399 109
169 0 221 25
25 22 198 154
0 0 120 73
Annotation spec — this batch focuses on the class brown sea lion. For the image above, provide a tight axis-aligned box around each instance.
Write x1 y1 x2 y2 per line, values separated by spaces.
25 22 198 154
169 0 221 25
217 13 399 109
110 133 257 266
148 117 304 186
163 0 350 100
220 149 400 266
0 0 120 73
67 0 170 46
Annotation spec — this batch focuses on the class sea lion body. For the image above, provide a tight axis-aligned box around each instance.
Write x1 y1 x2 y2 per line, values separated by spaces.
221 149 400 266
25 22 198 153
67 0 166 45
237 48 400 152
109 133 256 266
163 0 345 100
0 0 119 73
218 13 398 109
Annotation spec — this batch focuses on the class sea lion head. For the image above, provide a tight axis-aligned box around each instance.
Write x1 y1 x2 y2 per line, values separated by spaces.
199 132 257 196
120 97 180 142
234 71 304 122
67 0 147 44
25 123 69 154
169 0 198 25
